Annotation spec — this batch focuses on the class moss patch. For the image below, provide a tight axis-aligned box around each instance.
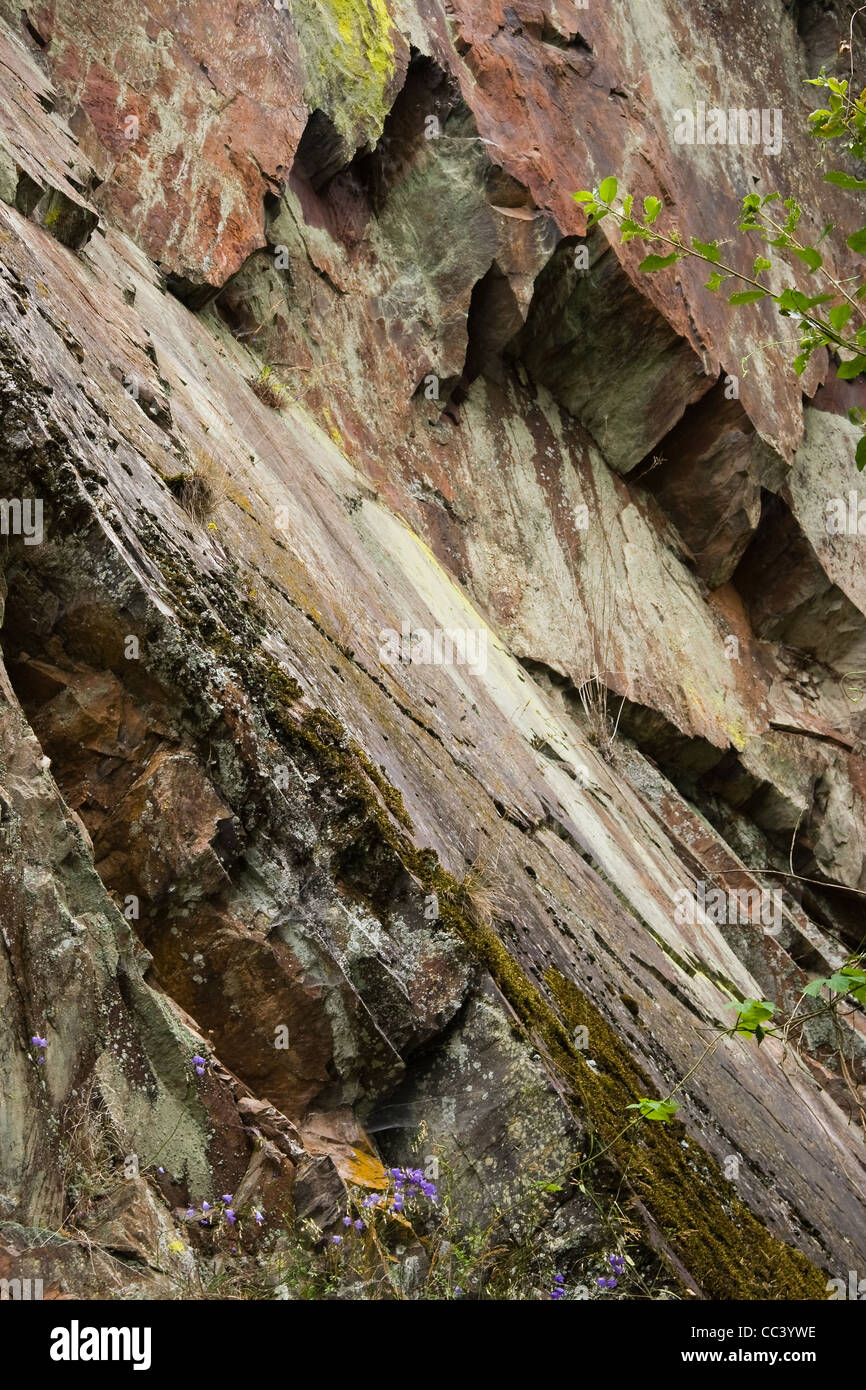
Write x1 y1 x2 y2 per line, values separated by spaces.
292 0 398 148
543 971 826 1299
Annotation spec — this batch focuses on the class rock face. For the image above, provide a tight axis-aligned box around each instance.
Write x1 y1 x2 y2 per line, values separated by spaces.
0 0 864 1301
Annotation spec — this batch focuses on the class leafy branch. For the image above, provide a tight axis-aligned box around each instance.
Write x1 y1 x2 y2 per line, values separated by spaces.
575 72 866 468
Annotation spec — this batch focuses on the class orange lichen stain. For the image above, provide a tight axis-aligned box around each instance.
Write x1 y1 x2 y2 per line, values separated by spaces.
342 1148 389 1189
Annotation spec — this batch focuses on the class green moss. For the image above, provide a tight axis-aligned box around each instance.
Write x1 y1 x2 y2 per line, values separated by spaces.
292 0 397 146
352 747 413 830
264 662 304 706
267 703 415 850
543 971 826 1300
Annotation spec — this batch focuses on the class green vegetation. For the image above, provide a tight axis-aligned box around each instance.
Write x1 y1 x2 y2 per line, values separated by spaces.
248 363 289 410
577 73 866 466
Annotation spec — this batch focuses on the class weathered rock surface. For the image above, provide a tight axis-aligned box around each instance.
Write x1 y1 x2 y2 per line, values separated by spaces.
0 0 864 1301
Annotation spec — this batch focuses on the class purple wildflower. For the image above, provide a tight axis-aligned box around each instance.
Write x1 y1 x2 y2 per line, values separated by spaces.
254 1210 264 1225
222 1194 233 1203
201 1201 211 1212
31 1036 47 1048
554 1274 565 1284
332 1234 342 1245
225 1209 236 1225
353 1219 364 1231
550 1288 566 1300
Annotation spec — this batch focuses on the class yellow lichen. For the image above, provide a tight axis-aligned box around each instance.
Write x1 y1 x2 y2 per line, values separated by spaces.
292 0 397 146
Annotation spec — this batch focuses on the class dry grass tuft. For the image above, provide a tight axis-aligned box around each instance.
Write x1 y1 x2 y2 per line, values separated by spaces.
457 834 508 929
167 448 227 526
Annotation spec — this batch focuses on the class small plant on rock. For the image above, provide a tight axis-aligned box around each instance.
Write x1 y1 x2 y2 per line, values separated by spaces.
166 448 226 527
249 363 288 410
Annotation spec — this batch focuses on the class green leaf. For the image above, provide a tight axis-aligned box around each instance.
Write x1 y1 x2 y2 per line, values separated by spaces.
620 218 645 244
627 1097 680 1122
638 252 681 272
783 207 802 233
825 170 866 189
705 271 726 291
778 287 811 313
857 436 866 472
846 228 866 254
793 246 823 272
753 257 772 274
729 289 768 304
826 972 863 994
829 303 853 331
726 999 777 1036
573 190 595 203
644 196 662 224
837 354 866 378
691 237 720 263
803 978 828 996
824 968 866 1002
793 351 810 376
599 176 618 203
